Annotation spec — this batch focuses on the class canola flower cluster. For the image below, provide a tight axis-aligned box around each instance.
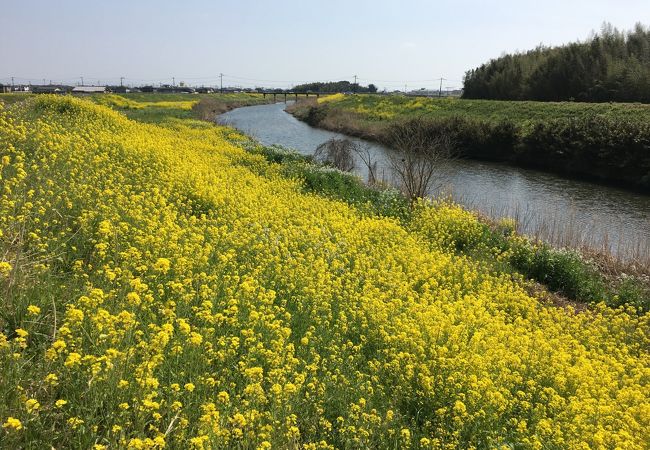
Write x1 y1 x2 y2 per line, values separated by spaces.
317 93 346 104
0 96 648 449
94 94 198 111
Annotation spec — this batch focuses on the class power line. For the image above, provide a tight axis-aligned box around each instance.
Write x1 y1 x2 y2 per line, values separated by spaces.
0 72 464 91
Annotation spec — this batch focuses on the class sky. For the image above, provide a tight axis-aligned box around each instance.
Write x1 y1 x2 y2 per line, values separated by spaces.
2 0 648 91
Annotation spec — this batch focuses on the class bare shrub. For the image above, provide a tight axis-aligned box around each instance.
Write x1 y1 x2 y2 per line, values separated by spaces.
387 117 457 202
314 138 356 172
352 142 379 185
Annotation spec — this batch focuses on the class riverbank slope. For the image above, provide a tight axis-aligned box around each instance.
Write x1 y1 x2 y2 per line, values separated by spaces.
288 94 650 191
0 95 648 448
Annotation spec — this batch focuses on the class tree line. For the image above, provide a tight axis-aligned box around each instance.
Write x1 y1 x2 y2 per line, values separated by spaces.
463 23 650 103
292 81 378 93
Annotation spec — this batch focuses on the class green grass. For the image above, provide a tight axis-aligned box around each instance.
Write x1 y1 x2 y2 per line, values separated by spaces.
0 93 35 105
328 94 650 125
290 95 650 190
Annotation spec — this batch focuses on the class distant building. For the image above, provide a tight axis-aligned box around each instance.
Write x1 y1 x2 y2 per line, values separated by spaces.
32 85 73 94
110 86 130 94
156 85 195 94
196 87 215 94
72 86 107 94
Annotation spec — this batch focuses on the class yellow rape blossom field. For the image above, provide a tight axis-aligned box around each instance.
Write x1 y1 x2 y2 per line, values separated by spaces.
0 95 648 449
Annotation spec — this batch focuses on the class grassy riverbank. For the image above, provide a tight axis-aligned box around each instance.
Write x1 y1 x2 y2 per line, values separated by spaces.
1 95 648 448
92 93 271 123
248 145 650 312
0 92 272 125
288 94 650 191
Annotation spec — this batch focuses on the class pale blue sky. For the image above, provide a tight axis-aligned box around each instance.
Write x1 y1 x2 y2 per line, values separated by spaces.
2 0 648 90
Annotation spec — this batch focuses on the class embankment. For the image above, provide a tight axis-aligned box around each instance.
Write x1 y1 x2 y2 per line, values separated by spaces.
288 95 650 191
2 95 647 448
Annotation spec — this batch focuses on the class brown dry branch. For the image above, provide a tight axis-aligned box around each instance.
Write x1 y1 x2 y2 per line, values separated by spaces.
313 138 356 172
386 117 457 202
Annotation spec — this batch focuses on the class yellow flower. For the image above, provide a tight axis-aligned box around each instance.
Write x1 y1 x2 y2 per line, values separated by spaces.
25 398 40 413
188 332 203 346
153 257 171 273
27 305 41 315
14 328 28 338
184 383 195 392
64 352 82 368
217 391 230 404
44 373 59 385
126 292 141 306
2 417 22 431
55 399 67 408
67 417 84 429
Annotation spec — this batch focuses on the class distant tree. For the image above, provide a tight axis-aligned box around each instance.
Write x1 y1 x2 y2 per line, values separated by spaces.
293 81 377 93
368 83 378 93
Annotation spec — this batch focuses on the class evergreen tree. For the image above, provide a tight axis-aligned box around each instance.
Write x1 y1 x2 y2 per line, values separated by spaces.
463 23 650 103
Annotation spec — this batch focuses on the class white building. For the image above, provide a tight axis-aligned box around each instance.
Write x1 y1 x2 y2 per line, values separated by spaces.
72 86 107 94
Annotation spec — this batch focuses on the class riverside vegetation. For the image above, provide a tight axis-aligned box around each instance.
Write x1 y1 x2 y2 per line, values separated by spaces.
288 94 650 191
463 23 650 103
0 94 649 449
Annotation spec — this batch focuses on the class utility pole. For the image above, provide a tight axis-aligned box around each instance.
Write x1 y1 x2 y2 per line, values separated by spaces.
438 77 446 97
80 76 84 86
220 73 223 93
353 74 357 93
11 77 14 89
120 77 124 87
172 77 175 87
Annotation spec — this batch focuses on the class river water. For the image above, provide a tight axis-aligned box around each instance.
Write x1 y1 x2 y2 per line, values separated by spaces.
220 102 650 260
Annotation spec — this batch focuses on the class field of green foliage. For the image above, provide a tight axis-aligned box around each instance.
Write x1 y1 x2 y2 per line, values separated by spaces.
317 94 650 124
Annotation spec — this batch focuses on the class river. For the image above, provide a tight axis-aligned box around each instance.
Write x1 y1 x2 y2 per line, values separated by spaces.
219 102 650 261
